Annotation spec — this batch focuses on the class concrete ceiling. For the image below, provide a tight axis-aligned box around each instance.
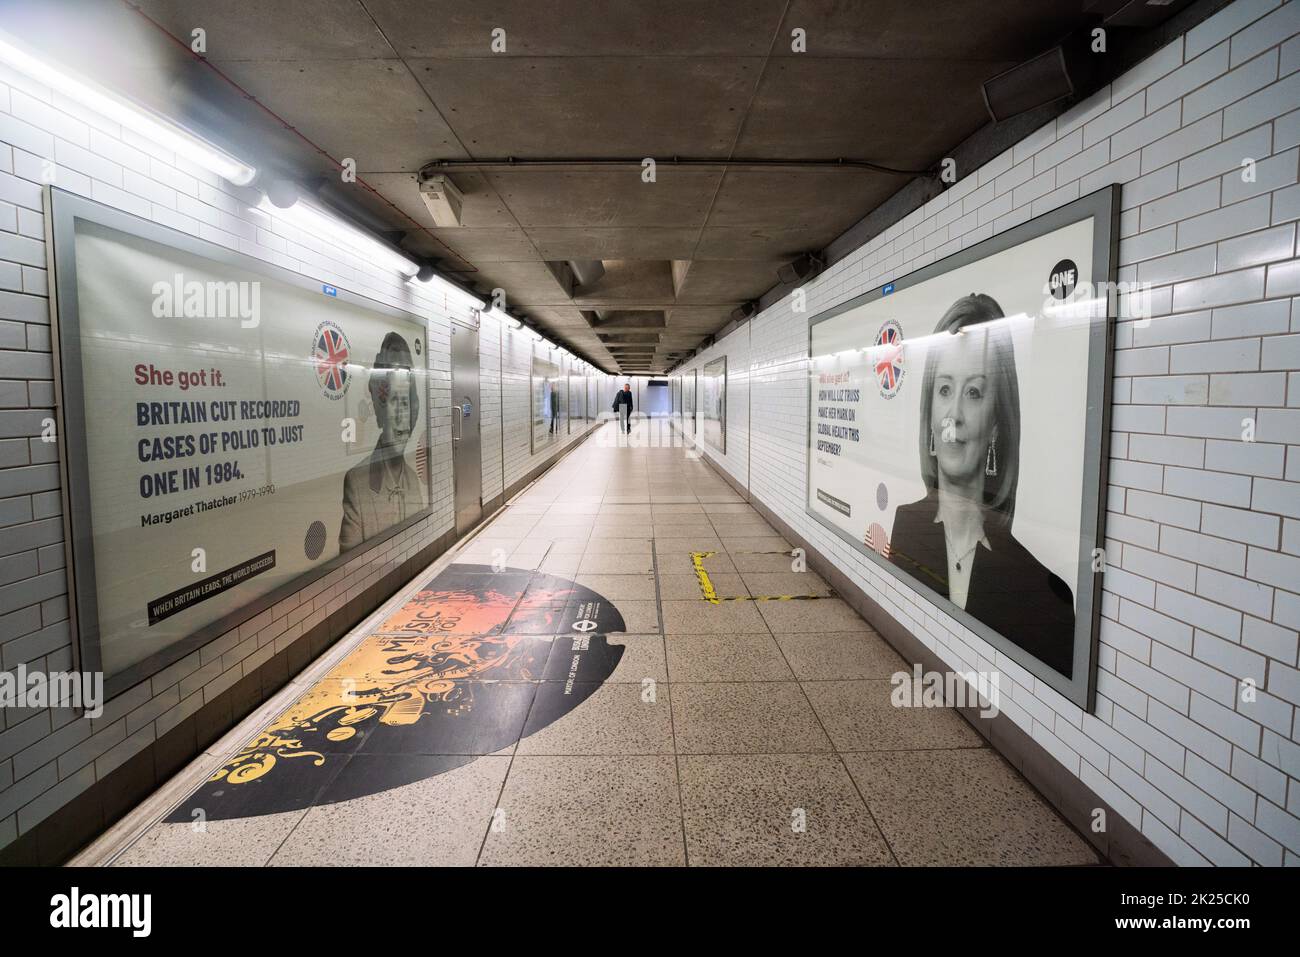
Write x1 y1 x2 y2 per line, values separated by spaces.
9 0 1202 372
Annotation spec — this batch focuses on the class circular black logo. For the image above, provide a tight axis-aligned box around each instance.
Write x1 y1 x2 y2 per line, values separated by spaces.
304 520 327 560
1049 259 1078 300
414 337 422 356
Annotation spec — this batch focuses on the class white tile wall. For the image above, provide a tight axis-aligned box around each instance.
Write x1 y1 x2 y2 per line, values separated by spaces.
0 59 598 851
677 0 1300 866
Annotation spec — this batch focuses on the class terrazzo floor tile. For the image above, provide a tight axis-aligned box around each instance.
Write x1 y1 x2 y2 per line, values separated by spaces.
659 598 768 633
678 754 896 866
577 553 655 575
516 681 674 755
671 682 834 754
597 598 661 632
802 679 985 752
666 633 795 682
774 631 909 680
583 541 654 556
537 555 581 575
757 597 873 633
729 551 799 573
653 535 725 551
722 535 792 552
740 570 835 598
655 571 749 600
574 574 660 600
478 755 685 866
657 549 737 575
842 749 1101 866
268 755 510 866
115 810 307 867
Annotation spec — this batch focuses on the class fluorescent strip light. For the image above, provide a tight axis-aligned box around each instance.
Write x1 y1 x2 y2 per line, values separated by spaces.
258 196 419 278
0 31 257 186
411 269 486 312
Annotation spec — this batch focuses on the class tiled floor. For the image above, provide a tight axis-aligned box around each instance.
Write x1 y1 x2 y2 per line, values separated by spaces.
107 420 1100 867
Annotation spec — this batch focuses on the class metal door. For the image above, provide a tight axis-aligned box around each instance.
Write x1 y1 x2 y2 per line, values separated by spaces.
450 322 482 535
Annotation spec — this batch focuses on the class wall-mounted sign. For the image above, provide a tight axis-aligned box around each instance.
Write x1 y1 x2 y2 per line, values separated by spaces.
47 189 434 698
805 186 1118 709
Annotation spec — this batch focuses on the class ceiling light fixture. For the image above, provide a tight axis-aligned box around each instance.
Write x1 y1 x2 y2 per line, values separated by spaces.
777 252 824 285
417 172 464 227
0 31 257 186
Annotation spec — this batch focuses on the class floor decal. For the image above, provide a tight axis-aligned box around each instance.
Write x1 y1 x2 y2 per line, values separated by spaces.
165 565 625 822
691 551 831 603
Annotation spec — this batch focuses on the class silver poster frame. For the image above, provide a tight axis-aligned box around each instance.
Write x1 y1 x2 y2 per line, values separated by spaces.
702 356 728 455
803 185 1119 711
529 346 562 454
45 187 436 701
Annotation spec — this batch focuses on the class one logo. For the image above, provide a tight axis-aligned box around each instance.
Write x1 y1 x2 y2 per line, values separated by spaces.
873 319 905 398
882 282 895 296
313 320 351 399
1048 259 1078 300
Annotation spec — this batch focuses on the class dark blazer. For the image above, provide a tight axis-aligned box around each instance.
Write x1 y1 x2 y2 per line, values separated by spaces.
887 490 1076 677
613 389 633 411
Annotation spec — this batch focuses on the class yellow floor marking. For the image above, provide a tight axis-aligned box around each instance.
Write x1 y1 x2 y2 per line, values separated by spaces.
690 551 827 604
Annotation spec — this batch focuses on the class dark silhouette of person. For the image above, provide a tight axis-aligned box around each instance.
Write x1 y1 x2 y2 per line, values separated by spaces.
340 333 425 552
613 382 633 434
877 293 1076 677
548 380 559 435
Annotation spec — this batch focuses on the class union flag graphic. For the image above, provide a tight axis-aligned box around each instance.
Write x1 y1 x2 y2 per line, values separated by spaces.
873 319 905 398
313 321 351 398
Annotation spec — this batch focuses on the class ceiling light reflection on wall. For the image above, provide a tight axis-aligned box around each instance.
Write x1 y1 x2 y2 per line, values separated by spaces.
420 273 487 313
256 196 419 278
0 31 257 186
489 308 521 329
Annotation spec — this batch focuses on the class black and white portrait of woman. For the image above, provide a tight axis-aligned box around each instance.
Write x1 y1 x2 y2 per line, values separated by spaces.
879 293 1076 676
339 332 426 552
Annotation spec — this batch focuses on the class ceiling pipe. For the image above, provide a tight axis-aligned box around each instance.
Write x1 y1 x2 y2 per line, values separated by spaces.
421 156 932 177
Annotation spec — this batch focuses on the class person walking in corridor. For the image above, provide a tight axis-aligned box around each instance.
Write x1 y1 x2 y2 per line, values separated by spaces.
613 382 633 434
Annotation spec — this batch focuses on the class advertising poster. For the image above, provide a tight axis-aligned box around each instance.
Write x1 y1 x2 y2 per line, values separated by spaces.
568 373 585 431
51 194 432 693
701 357 727 453
806 188 1116 707
683 369 697 437
531 350 563 451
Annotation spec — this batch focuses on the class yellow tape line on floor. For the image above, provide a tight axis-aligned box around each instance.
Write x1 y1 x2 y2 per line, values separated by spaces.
690 551 827 605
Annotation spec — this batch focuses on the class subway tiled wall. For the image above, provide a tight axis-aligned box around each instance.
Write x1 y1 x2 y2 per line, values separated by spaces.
676 0 1300 865
0 60 597 853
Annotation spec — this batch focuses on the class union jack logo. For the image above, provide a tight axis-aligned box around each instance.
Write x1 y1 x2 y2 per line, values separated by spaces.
313 321 351 399
873 320 905 398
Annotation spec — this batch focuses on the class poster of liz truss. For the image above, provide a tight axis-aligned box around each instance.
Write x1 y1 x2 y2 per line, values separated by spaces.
47 189 433 698
701 356 727 454
806 186 1118 708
